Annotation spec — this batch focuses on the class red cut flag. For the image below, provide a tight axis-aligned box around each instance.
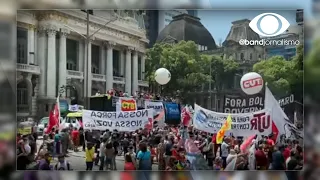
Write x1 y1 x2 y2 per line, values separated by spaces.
45 96 60 134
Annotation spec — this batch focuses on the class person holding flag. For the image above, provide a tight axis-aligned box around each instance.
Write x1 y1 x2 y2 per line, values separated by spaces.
216 114 232 169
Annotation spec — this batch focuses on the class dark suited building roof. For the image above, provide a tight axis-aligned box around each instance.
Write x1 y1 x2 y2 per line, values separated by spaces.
156 14 217 50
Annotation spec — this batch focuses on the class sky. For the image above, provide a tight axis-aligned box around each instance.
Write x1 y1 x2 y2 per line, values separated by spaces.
198 0 312 42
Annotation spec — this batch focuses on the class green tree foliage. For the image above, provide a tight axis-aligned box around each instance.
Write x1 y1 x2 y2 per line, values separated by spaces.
145 41 239 96
305 39 320 102
253 45 303 98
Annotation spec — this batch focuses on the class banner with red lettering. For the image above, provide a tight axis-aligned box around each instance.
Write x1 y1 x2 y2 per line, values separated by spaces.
193 104 272 137
116 97 137 112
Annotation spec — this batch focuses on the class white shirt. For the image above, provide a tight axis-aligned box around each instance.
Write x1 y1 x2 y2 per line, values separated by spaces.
221 142 229 157
227 154 237 165
24 143 31 154
286 157 291 168
99 142 105 156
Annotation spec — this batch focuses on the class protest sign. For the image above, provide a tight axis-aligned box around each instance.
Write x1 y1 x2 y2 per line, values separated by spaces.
145 101 165 127
116 97 137 111
193 104 272 137
223 94 264 113
82 109 152 132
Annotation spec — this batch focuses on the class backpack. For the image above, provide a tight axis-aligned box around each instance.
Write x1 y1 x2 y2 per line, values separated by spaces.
54 161 71 170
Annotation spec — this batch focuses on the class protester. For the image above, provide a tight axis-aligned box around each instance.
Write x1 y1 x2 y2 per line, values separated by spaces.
85 142 95 170
98 138 107 170
54 155 72 170
104 141 115 170
71 127 79 151
124 153 136 170
136 143 152 170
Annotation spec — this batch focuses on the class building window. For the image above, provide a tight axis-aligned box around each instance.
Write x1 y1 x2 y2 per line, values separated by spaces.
66 39 78 70
17 81 29 112
92 64 99 74
198 45 201 51
204 46 207 50
67 60 77 70
91 44 100 73
258 55 261 59
240 53 244 60
250 53 253 60
17 28 28 64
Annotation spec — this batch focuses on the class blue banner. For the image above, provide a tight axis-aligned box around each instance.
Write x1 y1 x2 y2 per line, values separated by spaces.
59 99 69 113
163 102 181 124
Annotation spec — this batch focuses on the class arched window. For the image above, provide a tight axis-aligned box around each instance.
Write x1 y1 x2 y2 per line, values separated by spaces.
17 81 29 112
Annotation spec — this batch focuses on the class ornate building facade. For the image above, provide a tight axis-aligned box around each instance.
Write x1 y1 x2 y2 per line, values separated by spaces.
17 10 149 120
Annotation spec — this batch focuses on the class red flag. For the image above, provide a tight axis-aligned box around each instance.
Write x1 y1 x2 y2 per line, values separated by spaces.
181 106 191 126
45 96 60 134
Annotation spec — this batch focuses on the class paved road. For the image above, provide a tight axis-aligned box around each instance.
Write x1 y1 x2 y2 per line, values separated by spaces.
36 139 158 170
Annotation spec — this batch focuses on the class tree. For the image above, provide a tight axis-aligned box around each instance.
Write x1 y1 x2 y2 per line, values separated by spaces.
209 55 239 91
253 45 303 98
145 41 211 96
145 41 240 98
305 39 320 102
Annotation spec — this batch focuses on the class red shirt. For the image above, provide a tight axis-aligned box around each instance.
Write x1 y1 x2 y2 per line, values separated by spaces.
172 149 178 157
266 139 275 146
282 148 290 161
255 149 268 167
124 162 136 170
71 130 79 139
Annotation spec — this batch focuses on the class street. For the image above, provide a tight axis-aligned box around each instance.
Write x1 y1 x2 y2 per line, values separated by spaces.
36 138 158 170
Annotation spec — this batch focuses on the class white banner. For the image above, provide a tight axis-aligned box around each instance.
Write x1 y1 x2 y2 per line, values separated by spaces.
193 104 272 137
82 109 153 132
145 101 165 127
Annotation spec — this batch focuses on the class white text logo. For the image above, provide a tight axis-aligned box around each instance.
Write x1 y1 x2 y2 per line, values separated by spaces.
249 13 290 37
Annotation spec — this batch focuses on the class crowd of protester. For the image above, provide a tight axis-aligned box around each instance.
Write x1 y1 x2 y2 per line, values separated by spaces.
17 121 303 171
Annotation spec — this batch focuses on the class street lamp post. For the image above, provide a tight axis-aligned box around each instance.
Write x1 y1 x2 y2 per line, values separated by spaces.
64 10 117 109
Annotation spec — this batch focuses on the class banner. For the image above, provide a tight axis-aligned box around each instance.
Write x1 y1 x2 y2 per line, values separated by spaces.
82 109 153 132
145 101 165 127
163 102 181 125
223 94 264 113
193 104 272 137
116 97 137 111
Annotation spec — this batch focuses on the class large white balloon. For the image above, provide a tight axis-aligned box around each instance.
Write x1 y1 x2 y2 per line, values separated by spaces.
240 72 264 95
154 68 171 85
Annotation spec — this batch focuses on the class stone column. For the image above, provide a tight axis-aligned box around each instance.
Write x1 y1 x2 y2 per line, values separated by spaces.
106 42 115 91
28 25 35 64
37 27 46 97
46 28 57 98
120 50 125 76
78 40 84 72
85 40 92 96
125 47 132 94
100 44 105 75
58 29 69 98
132 51 139 94
141 54 145 80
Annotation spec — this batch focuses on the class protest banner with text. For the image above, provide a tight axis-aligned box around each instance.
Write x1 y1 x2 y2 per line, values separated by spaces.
223 94 264 113
82 109 153 132
116 97 137 111
193 104 272 137
145 100 165 127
